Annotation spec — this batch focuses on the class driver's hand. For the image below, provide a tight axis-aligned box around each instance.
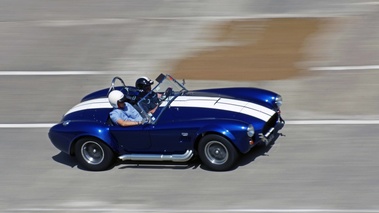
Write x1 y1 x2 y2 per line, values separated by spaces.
141 118 149 124
159 94 166 101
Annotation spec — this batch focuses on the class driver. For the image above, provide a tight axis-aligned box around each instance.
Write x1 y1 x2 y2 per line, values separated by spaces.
135 76 161 114
108 90 144 127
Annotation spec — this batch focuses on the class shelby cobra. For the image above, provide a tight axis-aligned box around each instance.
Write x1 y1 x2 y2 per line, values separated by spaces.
49 73 285 171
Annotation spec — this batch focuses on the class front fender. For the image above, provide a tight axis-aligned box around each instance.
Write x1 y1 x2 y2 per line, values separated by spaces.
196 119 252 153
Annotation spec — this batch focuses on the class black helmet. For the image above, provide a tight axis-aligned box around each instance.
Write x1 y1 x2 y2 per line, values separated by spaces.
135 76 154 91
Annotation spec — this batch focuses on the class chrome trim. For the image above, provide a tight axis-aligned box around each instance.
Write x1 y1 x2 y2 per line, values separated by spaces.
258 133 269 146
118 150 193 162
81 141 105 165
264 127 275 138
108 76 127 95
260 118 285 146
204 141 228 165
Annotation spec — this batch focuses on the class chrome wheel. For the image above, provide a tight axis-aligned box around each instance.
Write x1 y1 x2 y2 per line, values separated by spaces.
198 134 239 171
204 141 229 165
81 141 105 165
75 137 115 171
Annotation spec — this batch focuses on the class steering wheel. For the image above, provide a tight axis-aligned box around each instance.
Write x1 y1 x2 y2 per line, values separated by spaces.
160 87 173 101
165 87 173 97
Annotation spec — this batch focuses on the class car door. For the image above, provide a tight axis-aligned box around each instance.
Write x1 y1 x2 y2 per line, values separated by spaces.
147 124 191 153
148 108 196 153
109 125 151 152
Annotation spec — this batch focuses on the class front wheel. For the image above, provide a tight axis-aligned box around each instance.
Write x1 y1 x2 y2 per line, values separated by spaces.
198 134 239 171
75 137 115 171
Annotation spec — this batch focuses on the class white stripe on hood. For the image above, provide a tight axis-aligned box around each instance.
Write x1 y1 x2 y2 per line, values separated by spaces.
161 96 275 121
64 96 276 122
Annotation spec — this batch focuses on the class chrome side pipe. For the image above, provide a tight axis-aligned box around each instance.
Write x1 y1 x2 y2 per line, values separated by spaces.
118 150 193 162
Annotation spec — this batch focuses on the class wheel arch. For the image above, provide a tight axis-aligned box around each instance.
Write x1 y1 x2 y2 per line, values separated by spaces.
73 135 117 171
194 131 241 156
69 134 117 156
193 121 252 154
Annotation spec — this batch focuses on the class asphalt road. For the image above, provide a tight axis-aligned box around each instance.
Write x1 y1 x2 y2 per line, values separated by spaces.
1 1 379 212
1 125 379 212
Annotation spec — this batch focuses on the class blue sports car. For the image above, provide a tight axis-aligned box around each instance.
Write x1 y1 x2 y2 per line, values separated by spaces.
49 73 285 171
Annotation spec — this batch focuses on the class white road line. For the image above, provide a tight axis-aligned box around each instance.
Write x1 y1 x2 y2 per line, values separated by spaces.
1 64 379 76
134 14 338 20
0 124 56 128
310 65 379 71
286 120 379 125
1 14 345 26
351 1 379 5
9 208 379 213
0 71 154 76
1 120 379 128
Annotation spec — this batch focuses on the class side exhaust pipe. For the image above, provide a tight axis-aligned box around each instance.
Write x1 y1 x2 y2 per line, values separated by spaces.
118 150 193 162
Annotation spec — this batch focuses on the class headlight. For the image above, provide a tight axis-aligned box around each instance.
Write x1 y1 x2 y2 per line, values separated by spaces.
275 95 283 107
247 124 255 137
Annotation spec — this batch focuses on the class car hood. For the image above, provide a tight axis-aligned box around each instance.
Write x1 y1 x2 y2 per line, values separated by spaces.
190 87 279 109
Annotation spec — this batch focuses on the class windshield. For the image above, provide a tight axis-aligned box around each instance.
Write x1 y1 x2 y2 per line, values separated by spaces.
152 74 187 94
136 74 187 123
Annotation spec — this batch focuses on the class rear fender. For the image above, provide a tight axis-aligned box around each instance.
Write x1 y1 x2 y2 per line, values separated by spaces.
68 122 117 154
49 121 117 155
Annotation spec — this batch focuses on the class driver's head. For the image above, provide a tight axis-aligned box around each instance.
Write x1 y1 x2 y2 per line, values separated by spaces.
135 76 154 92
108 90 126 108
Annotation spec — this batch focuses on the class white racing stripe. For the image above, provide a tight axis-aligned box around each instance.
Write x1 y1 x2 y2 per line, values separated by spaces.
220 98 275 116
60 96 276 120
165 96 275 122
2 120 379 128
64 98 111 116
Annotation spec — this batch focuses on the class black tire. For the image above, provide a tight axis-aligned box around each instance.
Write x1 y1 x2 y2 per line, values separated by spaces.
198 134 239 171
74 137 115 171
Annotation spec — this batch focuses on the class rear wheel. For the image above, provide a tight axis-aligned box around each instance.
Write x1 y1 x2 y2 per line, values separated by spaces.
198 134 239 171
75 137 115 171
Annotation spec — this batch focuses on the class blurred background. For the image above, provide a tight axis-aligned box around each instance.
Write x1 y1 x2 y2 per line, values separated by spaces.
1 0 379 212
